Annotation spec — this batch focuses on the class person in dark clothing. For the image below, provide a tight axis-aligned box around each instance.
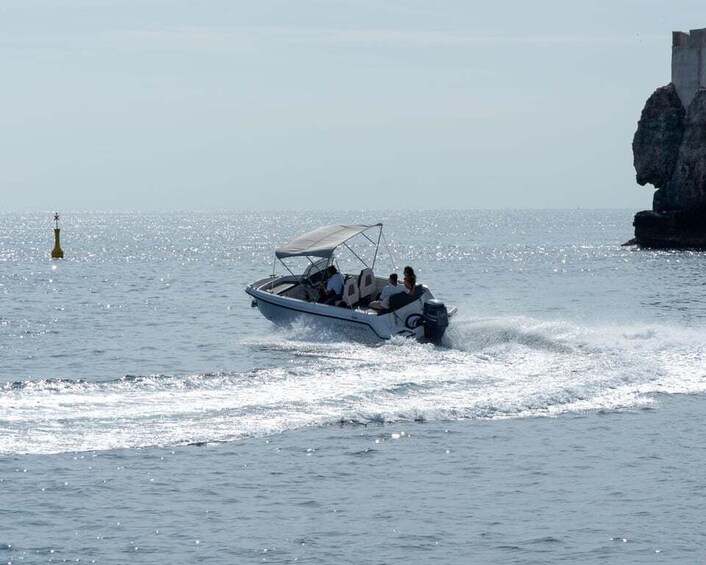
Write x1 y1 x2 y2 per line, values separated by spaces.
403 266 417 294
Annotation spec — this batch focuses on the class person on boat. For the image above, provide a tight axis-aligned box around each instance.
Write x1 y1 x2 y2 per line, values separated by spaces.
403 266 417 294
319 265 344 305
369 273 406 310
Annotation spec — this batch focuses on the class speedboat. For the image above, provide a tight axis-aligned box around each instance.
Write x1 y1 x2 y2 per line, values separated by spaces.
245 223 455 342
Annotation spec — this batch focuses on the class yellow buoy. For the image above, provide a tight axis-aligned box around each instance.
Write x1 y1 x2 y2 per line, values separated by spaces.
51 212 64 259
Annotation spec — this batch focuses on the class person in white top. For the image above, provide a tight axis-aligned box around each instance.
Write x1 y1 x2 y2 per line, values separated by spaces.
369 273 407 309
319 265 344 305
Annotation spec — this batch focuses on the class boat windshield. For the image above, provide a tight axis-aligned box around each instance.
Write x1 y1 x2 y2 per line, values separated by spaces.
302 257 331 283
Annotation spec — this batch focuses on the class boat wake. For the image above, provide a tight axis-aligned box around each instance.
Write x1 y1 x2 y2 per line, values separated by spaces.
2 314 706 454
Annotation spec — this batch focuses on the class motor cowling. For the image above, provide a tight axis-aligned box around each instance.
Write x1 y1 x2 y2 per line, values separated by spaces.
423 299 449 342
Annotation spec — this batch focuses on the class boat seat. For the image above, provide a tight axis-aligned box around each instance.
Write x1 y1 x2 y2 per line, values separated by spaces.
340 276 360 308
384 285 424 312
358 268 375 302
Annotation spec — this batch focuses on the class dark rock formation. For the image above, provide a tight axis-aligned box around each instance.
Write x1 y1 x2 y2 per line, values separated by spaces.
632 209 706 248
632 84 706 247
632 83 684 196
667 91 706 210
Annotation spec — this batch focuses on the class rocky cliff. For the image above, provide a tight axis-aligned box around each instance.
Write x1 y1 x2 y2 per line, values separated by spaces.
632 83 706 247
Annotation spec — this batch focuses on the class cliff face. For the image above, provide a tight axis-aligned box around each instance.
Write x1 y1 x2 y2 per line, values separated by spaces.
667 90 706 211
632 83 684 197
632 84 706 247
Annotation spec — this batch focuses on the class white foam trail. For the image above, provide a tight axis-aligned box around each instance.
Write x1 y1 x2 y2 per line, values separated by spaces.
2 316 706 454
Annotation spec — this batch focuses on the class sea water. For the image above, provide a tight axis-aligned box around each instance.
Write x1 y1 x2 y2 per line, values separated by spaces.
1 210 705 563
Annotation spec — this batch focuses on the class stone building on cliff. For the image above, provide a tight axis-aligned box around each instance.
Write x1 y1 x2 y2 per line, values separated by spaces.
672 29 706 109
631 27 706 247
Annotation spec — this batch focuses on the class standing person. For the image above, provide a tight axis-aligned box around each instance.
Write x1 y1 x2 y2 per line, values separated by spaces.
403 266 417 294
318 265 344 305
369 273 406 309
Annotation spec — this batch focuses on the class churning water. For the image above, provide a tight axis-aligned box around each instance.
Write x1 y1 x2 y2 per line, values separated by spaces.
1 210 705 563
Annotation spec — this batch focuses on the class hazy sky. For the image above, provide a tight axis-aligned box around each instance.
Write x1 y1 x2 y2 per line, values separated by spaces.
2 0 703 211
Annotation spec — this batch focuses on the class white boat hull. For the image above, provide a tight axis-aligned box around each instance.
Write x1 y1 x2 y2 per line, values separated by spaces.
245 279 435 341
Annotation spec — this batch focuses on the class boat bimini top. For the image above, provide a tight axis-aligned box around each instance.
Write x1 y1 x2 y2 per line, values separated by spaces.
275 223 383 260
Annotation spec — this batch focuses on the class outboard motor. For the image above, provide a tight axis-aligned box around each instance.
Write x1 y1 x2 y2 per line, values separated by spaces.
423 299 449 343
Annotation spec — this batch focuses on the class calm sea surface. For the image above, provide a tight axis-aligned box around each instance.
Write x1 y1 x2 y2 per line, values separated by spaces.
1 210 705 563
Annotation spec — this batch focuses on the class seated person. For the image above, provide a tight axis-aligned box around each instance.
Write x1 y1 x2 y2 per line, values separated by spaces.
369 273 407 309
318 265 344 305
403 268 417 294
